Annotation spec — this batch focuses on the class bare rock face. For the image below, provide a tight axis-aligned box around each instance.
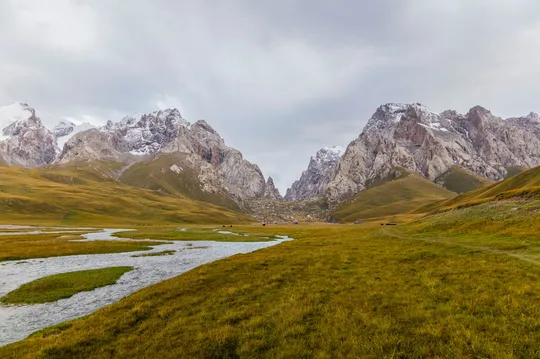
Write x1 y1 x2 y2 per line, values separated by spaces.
323 103 540 203
285 146 343 201
57 129 136 164
162 119 268 199
217 149 266 199
0 103 58 167
263 177 282 200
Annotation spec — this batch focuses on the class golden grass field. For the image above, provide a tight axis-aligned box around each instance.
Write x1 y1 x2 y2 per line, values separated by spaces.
4 218 540 358
0 163 253 226
417 165 540 214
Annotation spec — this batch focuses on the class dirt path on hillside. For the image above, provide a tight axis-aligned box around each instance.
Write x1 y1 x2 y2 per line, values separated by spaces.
381 228 540 266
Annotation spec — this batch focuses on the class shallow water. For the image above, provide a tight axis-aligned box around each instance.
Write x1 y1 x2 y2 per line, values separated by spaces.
0 228 292 346
0 227 92 236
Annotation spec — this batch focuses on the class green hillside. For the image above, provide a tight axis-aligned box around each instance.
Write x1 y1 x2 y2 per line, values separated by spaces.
417 165 540 213
0 164 252 226
331 172 455 222
434 165 493 194
119 153 241 210
504 165 527 178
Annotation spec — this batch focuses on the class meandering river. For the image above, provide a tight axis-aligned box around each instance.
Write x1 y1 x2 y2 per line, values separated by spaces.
0 228 291 346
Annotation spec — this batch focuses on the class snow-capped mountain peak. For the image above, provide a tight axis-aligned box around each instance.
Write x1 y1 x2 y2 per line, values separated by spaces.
100 108 190 156
53 120 97 149
319 145 344 157
0 103 35 140
313 145 344 167
0 102 57 167
526 112 540 122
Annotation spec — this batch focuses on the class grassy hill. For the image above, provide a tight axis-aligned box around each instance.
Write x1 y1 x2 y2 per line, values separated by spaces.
119 153 241 211
434 165 493 194
0 164 252 226
331 171 455 222
504 165 527 178
417 165 540 214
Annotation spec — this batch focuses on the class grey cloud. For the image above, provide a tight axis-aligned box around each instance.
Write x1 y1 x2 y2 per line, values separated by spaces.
1 0 540 193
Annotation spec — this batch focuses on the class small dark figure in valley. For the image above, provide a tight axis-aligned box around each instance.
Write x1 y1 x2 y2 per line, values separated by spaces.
230 225 233 228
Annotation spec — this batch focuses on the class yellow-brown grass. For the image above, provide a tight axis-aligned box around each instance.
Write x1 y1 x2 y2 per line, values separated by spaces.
5 223 540 358
0 164 252 226
0 232 158 262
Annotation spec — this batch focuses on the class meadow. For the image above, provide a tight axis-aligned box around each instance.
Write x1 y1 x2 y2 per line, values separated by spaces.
4 222 540 358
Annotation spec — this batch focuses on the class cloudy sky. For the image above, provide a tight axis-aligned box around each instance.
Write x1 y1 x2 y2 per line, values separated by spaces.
1 0 540 193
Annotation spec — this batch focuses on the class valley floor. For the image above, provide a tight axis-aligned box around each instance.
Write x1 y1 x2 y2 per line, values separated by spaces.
0 227 290 346
3 223 540 358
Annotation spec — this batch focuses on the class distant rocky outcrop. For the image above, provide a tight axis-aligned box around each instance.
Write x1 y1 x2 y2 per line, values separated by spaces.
0 103 57 167
245 196 327 224
263 177 282 200
53 120 96 149
285 146 343 201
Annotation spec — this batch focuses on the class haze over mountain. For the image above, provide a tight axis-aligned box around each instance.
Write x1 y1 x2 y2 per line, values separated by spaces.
2 1 540 193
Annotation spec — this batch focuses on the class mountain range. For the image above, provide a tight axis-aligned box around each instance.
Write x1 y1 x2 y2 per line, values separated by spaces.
0 103 280 210
1 101 540 221
286 103 540 206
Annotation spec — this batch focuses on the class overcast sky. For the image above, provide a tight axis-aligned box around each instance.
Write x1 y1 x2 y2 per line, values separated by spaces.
1 0 540 193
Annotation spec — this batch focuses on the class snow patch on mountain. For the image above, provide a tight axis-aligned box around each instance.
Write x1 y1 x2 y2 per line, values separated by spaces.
0 103 34 140
0 103 58 167
54 120 97 149
103 109 189 156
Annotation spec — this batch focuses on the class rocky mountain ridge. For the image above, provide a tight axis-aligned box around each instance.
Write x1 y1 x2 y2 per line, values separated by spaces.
4 100 540 218
294 103 540 204
0 103 280 204
0 103 57 167
285 146 344 201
